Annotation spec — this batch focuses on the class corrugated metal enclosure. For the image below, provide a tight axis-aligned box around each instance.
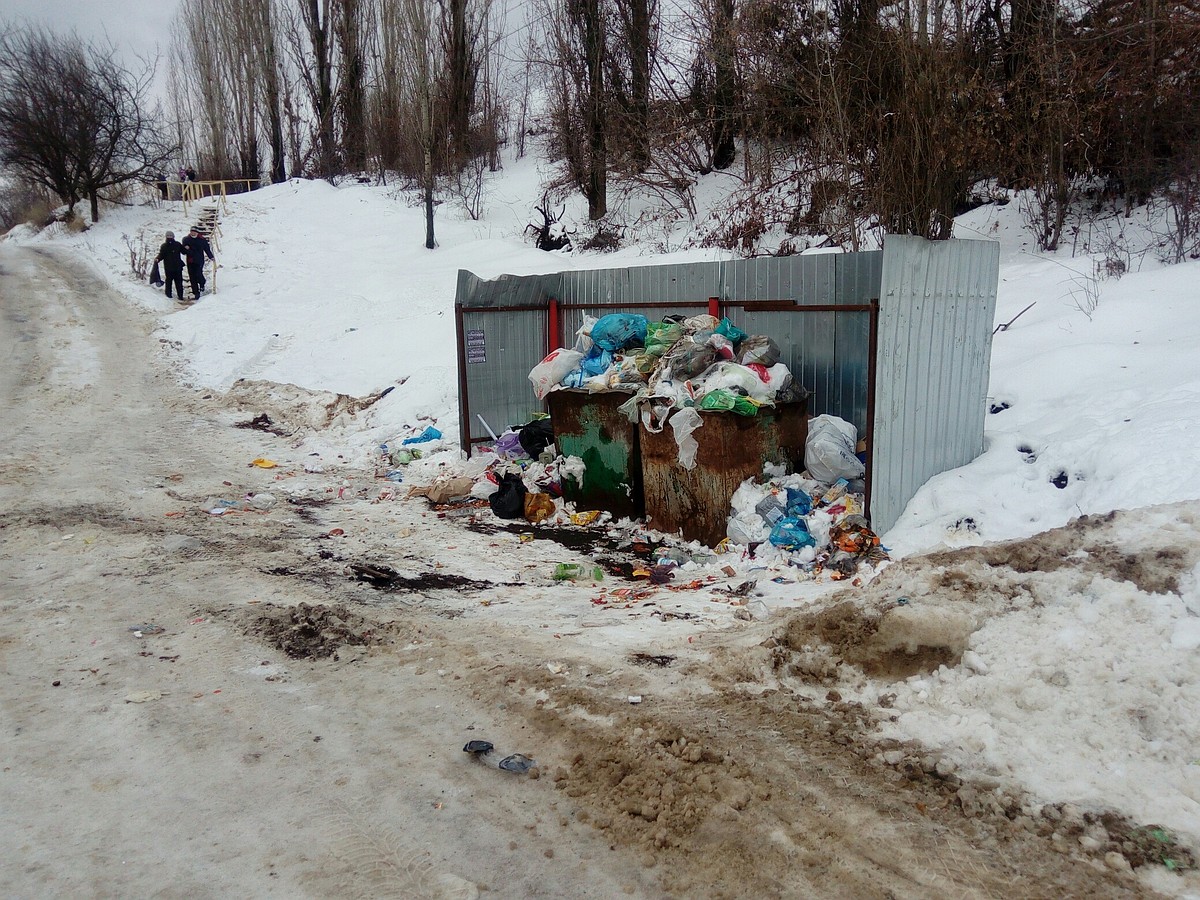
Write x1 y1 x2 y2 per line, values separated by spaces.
869 236 1001 532
455 236 999 535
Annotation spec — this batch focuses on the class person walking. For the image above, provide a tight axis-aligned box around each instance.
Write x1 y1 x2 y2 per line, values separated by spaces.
181 227 215 300
154 231 186 301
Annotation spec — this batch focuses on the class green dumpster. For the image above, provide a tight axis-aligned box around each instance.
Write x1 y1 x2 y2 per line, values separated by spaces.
547 390 644 520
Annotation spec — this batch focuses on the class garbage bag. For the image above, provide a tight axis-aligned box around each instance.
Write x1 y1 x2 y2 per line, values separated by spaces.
670 407 703 469
730 396 759 416
573 315 598 353
738 335 781 367
699 390 737 411
529 348 584 399
769 517 816 550
524 492 556 523
665 341 717 380
489 472 527 519
580 346 614 377
805 414 865 483
645 322 684 357
706 333 735 360
495 431 525 458
402 425 442 445
518 419 555 458
785 487 813 517
591 314 648 351
715 317 747 344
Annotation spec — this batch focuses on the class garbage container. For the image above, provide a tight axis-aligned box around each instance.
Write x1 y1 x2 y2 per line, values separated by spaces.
640 402 808 546
547 390 644 520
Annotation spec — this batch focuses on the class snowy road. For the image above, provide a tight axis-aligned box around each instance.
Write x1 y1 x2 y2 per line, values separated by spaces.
0 245 1149 898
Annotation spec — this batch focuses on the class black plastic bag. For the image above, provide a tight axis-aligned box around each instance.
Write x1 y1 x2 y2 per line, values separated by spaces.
518 419 555 458
489 472 527 519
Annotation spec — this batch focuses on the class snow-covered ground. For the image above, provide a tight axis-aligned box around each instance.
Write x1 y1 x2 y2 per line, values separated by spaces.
9 156 1200 893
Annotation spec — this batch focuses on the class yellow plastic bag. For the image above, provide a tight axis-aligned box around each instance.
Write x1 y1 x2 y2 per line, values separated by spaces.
251 458 278 468
524 492 555 524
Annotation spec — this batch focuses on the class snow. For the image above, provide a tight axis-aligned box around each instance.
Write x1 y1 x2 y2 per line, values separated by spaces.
9 155 1200 891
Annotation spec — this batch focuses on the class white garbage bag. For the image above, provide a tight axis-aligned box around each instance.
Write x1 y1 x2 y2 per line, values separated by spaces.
805 414 865 483
528 348 584 400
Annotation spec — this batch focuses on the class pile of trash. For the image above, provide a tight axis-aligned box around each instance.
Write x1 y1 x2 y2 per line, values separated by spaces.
724 413 885 578
529 313 808 419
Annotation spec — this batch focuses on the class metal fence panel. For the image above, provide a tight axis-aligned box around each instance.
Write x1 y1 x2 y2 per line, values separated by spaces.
721 253 880 434
871 236 1000 534
455 269 558 309
459 307 548 444
557 262 722 305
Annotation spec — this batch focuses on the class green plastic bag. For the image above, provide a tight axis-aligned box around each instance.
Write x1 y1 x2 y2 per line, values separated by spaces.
645 322 684 357
715 317 748 344
699 390 737 411
731 396 760 416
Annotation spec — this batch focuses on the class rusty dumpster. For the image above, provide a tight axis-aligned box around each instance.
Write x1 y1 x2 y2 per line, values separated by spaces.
547 390 644 520
640 403 809 546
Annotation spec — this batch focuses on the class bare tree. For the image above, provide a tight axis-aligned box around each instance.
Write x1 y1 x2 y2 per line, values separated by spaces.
543 0 610 219
334 0 370 173
0 25 175 222
397 0 442 246
608 0 658 171
293 0 338 177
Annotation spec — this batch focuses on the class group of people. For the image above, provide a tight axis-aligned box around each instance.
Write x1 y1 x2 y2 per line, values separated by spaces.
152 227 215 302
155 167 198 200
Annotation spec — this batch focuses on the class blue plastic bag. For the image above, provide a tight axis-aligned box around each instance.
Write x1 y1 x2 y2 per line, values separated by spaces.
785 487 813 518
403 426 443 445
769 517 816 550
591 314 648 351
580 347 614 376
715 317 747 344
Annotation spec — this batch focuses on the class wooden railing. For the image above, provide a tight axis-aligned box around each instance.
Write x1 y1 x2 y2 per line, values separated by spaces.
168 178 265 216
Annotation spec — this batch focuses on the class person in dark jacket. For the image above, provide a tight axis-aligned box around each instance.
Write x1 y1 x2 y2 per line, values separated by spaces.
154 231 186 300
181 227 215 299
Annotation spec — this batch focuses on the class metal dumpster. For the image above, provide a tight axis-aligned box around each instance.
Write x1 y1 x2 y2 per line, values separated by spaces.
547 390 645 520
640 403 809 546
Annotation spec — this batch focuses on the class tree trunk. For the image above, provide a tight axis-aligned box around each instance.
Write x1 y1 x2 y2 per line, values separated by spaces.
335 0 367 173
446 0 474 168
583 0 607 219
424 146 436 249
710 0 736 171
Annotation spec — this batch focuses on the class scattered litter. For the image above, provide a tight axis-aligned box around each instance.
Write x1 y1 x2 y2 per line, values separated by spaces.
714 580 757 598
402 426 443 445
124 690 162 703
463 740 494 755
128 624 165 637
498 753 535 774
554 563 604 582
251 458 278 468
628 695 643 704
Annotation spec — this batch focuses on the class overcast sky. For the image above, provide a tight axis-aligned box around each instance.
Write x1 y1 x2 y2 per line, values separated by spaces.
3 0 181 65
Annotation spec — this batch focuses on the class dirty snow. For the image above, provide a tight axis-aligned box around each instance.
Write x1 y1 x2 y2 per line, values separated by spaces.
10 155 1200 893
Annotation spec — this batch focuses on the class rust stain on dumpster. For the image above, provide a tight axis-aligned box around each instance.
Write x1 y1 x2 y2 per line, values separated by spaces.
548 390 644 520
640 403 808 547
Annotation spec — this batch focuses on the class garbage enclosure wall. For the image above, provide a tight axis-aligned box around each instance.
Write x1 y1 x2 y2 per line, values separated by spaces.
454 236 999 537
869 236 1000 533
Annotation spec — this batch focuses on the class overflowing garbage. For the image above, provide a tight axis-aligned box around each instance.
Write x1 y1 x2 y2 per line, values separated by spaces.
529 313 808 421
